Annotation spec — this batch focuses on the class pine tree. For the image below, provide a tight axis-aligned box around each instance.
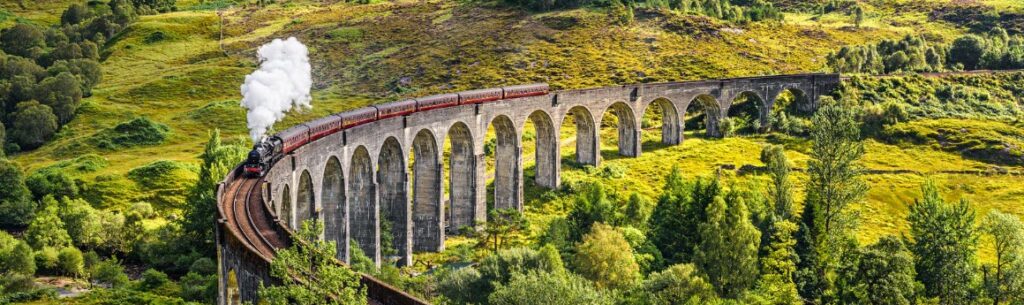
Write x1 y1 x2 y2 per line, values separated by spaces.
649 168 720 265
795 97 867 303
761 144 793 221
907 181 977 305
181 130 246 256
693 195 760 298
751 220 801 304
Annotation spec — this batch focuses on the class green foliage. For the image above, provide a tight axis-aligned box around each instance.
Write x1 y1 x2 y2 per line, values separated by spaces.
131 0 177 13
693 195 760 298
25 196 73 250
488 271 615 305
907 181 978 305
627 263 718 305
574 222 640 290
0 231 36 275
845 236 919 305
34 246 60 273
34 72 82 124
949 35 987 70
761 144 793 221
259 220 366 305
566 183 618 243
981 210 1024 304
796 96 867 303
436 267 487 304
749 220 800 305
92 117 170 150
181 129 246 257
0 158 34 227
649 167 720 265
93 258 130 288
26 169 79 200
179 270 217 303
882 119 1024 166
0 24 45 59
10 100 58 149
58 197 105 249
830 30 1024 74
138 268 178 296
481 208 528 253
57 246 84 277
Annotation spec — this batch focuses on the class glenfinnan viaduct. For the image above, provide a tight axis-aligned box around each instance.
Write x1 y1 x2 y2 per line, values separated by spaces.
216 73 841 304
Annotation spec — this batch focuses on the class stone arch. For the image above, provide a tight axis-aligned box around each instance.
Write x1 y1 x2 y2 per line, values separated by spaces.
296 170 315 226
602 102 640 157
563 106 598 166
349 146 378 263
280 185 292 230
642 98 681 146
772 87 812 116
446 122 477 233
527 110 558 189
377 137 408 263
321 156 346 261
411 129 443 253
489 115 521 211
728 91 768 133
686 94 723 138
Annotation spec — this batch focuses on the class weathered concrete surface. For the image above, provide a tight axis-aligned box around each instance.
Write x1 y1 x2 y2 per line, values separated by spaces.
221 74 841 303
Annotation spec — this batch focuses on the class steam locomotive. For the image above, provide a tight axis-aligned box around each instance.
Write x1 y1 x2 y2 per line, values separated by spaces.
243 83 549 177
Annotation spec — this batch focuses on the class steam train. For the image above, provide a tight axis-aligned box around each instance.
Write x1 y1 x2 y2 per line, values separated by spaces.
243 83 549 176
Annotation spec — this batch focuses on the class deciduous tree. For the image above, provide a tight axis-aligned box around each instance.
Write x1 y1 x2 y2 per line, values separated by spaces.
574 222 640 290
258 220 366 305
907 181 977 305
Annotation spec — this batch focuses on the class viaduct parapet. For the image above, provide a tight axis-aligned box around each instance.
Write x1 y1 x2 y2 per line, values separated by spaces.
216 73 840 304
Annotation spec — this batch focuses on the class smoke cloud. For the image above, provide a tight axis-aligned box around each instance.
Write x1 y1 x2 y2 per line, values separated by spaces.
240 37 312 143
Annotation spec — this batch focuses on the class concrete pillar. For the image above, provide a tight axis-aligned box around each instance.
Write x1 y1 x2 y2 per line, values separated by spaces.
531 112 558 189
411 131 443 254
448 129 477 233
574 110 599 166
473 153 487 224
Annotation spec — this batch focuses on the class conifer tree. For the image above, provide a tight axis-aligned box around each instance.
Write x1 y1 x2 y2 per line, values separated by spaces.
694 195 760 298
907 181 977 305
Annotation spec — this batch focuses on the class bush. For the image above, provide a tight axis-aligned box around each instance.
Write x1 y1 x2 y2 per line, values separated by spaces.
139 268 172 292
26 170 79 200
9 101 58 150
488 271 614 305
93 258 129 288
92 117 170 149
0 159 35 227
57 247 84 277
437 267 487 304
33 72 82 124
34 247 60 273
25 196 73 249
0 232 36 275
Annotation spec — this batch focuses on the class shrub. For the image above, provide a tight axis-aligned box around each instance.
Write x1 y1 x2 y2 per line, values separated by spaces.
9 101 58 150
25 197 72 249
92 117 169 149
139 268 170 291
437 267 486 304
0 159 35 227
57 247 84 277
26 170 79 200
34 247 60 273
0 232 36 275
93 258 129 288
488 271 614 305
33 72 82 124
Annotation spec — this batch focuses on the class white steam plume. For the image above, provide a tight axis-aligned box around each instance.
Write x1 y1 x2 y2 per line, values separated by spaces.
240 37 313 143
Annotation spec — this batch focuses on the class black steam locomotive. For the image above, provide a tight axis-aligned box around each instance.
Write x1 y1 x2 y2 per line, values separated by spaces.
243 83 549 177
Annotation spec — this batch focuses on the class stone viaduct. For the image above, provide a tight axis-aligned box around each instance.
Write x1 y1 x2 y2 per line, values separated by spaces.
217 73 840 304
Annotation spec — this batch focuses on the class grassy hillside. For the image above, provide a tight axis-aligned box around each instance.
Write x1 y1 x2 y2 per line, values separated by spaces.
3 0 1024 302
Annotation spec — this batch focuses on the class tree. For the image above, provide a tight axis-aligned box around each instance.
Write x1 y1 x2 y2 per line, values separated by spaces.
0 231 36 275
795 97 866 303
61 3 92 25
853 6 864 28
26 170 79 200
693 195 761 298
750 220 801 305
907 181 977 305
93 258 129 288
566 183 617 242
650 168 720 264
982 210 1024 304
0 24 45 59
482 208 528 253
34 72 82 124
633 263 718 305
478 246 566 292
949 35 986 70
258 220 366 305
0 121 5 157
57 246 84 278
25 196 73 250
761 144 793 221
58 197 105 249
848 236 919 305
10 101 58 150
574 222 640 290
437 267 487 304
623 193 652 228
488 271 614 305
0 158 35 227
181 130 246 257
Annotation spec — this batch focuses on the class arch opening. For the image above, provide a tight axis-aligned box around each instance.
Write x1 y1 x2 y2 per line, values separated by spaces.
349 146 378 263
685 94 723 138
281 185 292 230
296 170 315 226
445 122 476 233
727 91 767 134
411 129 443 252
322 157 346 260
641 98 681 149
770 88 813 135
600 102 639 158
484 115 521 212
560 106 598 168
524 110 558 189
377 137 408 264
